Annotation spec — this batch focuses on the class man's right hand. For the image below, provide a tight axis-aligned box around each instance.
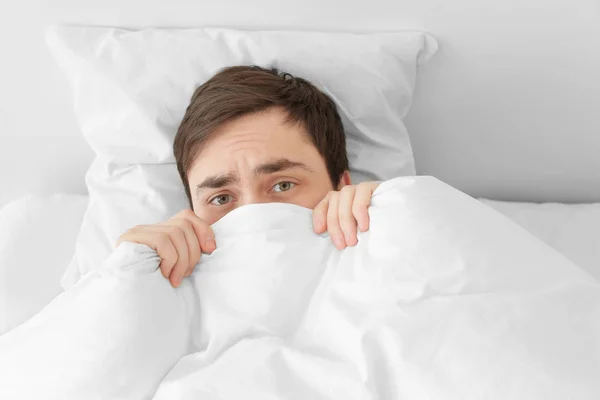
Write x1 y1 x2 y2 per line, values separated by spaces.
116 209 216 288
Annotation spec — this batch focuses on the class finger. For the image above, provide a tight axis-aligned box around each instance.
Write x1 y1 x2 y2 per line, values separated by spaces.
338 185 358 246
326 191 346 250
171 218 201 277
179 209 217 254
117 228 179 279
149 231 179 279
157 225 189 288
353 182 377 232
312 192 332 234
116 225 149 247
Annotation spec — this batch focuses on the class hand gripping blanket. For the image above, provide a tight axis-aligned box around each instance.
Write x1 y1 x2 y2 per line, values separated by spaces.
1 176 599 399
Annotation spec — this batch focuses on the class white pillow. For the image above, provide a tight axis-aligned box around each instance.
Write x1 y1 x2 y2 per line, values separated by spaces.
47 26 437 288
0 194 88 335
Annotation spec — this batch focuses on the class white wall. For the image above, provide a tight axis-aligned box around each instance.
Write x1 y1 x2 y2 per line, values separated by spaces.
0 0 599 207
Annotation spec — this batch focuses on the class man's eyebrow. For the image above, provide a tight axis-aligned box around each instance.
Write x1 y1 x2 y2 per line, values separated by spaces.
196 173 238 193
254 158 313 175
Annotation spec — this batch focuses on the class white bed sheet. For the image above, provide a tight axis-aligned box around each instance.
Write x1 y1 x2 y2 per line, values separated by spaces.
0 193 598 336
481 199 600 281
0 194 88 334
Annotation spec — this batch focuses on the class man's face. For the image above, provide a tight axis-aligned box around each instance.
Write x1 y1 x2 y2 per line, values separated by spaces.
188 106 350 224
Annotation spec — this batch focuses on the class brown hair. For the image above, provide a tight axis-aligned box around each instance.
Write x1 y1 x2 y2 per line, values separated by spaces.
173 65 349 208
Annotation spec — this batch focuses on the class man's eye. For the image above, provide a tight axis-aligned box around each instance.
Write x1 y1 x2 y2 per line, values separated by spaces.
272 181 295 193
209 195 232 206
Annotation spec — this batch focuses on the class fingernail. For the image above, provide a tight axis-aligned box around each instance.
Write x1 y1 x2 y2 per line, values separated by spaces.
334 235 345 249
345 234 356 246
204 237 216 248
313 219 322 230
173 275 182 288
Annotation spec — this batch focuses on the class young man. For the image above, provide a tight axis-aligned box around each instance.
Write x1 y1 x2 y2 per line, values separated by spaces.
117 66 380 288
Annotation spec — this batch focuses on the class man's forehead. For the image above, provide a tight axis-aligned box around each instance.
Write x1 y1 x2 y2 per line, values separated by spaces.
190 126 316 176
201 157 309 175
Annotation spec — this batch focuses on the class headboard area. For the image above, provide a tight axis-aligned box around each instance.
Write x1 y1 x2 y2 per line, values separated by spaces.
0 0 598 207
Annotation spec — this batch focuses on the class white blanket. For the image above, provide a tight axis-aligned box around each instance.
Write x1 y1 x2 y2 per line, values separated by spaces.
1 176 599 399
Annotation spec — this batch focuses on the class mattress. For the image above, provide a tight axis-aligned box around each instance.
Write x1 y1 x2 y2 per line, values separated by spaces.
0 194 88 334
0 194 598 335
481 198 600 281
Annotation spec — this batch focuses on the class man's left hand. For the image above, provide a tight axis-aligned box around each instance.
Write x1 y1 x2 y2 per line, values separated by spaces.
312 181 380 250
